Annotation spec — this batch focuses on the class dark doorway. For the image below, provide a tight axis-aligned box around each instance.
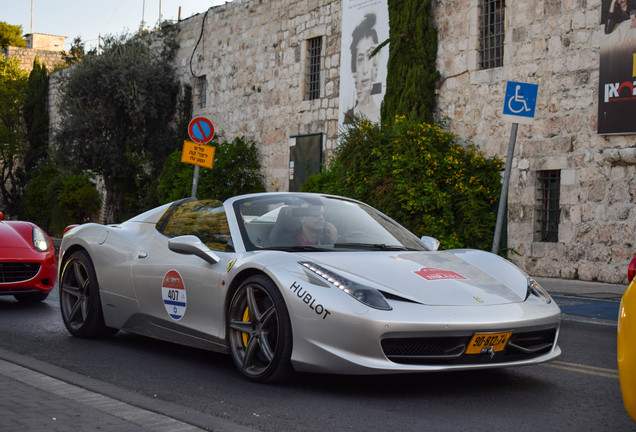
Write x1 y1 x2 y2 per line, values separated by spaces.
289 133 322 191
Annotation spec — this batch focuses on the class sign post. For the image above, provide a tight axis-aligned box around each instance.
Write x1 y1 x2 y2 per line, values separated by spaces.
493 81 538 254
184 117 215 197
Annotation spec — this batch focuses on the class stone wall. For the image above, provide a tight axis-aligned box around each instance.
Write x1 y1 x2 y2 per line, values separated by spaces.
2 46 66 71
171 0 342 192
432 0 635 283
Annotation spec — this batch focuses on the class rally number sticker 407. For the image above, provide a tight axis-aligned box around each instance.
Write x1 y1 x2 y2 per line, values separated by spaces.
162 270 187 320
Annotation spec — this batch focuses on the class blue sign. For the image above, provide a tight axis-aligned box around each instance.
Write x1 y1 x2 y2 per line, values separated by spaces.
502 81 538 124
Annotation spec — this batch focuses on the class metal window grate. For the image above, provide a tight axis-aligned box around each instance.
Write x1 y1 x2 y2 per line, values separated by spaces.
479 0 505 69
306 37 322 100
536 170 560 243
196 75 207 108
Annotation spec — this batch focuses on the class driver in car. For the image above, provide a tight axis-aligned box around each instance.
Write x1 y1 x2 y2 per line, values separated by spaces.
297 204 338 245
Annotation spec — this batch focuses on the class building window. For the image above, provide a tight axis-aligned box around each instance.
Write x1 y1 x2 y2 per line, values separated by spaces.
195 75 207 108
536 170 561 243
479 0 505 69
306 37 322 100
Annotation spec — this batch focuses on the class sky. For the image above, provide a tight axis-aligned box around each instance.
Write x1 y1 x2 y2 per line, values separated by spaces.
2 0 231 51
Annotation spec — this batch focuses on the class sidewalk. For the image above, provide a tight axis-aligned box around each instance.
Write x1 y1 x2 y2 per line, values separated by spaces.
535 276 626 302
0 348 258 432
536 276 625 324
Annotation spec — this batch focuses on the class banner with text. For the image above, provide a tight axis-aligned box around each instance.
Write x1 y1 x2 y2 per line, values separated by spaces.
599 0 636 134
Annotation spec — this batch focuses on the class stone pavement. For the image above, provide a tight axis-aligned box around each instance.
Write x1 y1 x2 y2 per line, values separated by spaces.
0 276 627 431
0 348 258 432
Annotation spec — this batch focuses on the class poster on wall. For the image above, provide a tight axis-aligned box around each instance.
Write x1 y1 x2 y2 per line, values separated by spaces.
338 0 389 128
598 0 636 134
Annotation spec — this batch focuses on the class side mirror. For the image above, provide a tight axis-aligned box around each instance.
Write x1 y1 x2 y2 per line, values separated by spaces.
169 235 220 264
420 236 440 251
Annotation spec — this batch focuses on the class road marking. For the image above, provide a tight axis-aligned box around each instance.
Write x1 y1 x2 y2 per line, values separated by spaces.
541 360 619 379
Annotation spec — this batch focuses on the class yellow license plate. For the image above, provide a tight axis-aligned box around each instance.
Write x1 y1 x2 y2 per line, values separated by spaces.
466 331 513 355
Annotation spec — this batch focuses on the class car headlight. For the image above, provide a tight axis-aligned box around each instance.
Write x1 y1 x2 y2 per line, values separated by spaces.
32 227 50 252
299 261 392 310
526 276 551 303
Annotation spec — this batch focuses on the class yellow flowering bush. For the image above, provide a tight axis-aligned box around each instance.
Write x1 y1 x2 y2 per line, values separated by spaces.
303 116 503 250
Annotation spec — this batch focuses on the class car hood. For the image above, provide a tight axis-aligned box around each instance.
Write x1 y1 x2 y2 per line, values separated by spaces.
302 250 529 306
0 222 30 247
0 221 37 259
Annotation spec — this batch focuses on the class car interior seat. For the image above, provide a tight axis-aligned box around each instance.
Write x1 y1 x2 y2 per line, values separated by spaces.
269 206 301 246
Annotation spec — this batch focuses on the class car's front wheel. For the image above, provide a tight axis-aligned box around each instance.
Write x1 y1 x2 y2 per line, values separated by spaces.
59 250 117 338
227 275 293 383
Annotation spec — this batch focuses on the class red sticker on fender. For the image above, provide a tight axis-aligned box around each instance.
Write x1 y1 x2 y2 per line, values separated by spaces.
414 267 467 281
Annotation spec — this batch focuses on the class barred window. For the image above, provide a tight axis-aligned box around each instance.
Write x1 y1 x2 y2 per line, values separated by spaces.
536 170 561 243
195 75 207 108
479 0 505 69
306 37 322 100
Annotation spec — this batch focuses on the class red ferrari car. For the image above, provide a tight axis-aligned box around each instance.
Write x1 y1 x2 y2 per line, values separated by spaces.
0 211 57 302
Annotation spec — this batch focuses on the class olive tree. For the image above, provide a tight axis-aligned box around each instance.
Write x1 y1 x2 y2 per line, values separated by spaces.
54 32 180 223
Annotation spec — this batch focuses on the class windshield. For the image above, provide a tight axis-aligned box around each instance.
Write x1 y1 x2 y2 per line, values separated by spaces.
234 194 427 252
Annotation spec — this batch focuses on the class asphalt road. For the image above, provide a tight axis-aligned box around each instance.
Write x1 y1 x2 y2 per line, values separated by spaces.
0 287 634 431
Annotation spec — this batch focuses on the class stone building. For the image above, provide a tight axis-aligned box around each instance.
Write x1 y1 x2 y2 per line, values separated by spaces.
170 0 343 193
433 0 635 283
48 0 635 283
2 33 67 71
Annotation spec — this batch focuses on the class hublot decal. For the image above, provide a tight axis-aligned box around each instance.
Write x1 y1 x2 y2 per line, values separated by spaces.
289 281 331 319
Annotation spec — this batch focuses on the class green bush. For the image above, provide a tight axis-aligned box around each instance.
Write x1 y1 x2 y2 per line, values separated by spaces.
21 162 58 231
303 116 503 250
56 174 102 223
22 162 101 236
158 136 266 203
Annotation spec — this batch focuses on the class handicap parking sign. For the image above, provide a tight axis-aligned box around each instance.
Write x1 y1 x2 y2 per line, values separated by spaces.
502 81 538 124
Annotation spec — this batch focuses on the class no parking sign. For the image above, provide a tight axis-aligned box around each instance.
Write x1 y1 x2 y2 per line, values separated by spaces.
188 117 215 144
184 116 215 197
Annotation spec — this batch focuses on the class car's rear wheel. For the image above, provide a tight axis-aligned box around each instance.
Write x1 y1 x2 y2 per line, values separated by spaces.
59 250 117 338
227 275 293 383
14 292 49 303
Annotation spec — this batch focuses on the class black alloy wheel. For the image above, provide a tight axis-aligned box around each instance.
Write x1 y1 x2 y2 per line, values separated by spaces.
227 275 293 383
59 250 117 338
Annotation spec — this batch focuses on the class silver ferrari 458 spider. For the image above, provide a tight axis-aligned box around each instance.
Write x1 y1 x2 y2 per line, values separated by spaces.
58 192 561 382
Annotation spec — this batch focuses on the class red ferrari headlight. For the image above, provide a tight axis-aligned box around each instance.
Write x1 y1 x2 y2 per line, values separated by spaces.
628 256 636 283
32 227 50 252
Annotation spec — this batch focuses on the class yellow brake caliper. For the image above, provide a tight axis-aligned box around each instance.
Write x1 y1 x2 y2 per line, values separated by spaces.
241 307 250 346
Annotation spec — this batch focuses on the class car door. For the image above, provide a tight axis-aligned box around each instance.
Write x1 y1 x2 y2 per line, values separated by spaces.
130 200 235 349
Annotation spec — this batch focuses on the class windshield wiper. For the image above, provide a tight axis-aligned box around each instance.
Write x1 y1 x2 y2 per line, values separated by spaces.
264 245 331 252
333 243 409 251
